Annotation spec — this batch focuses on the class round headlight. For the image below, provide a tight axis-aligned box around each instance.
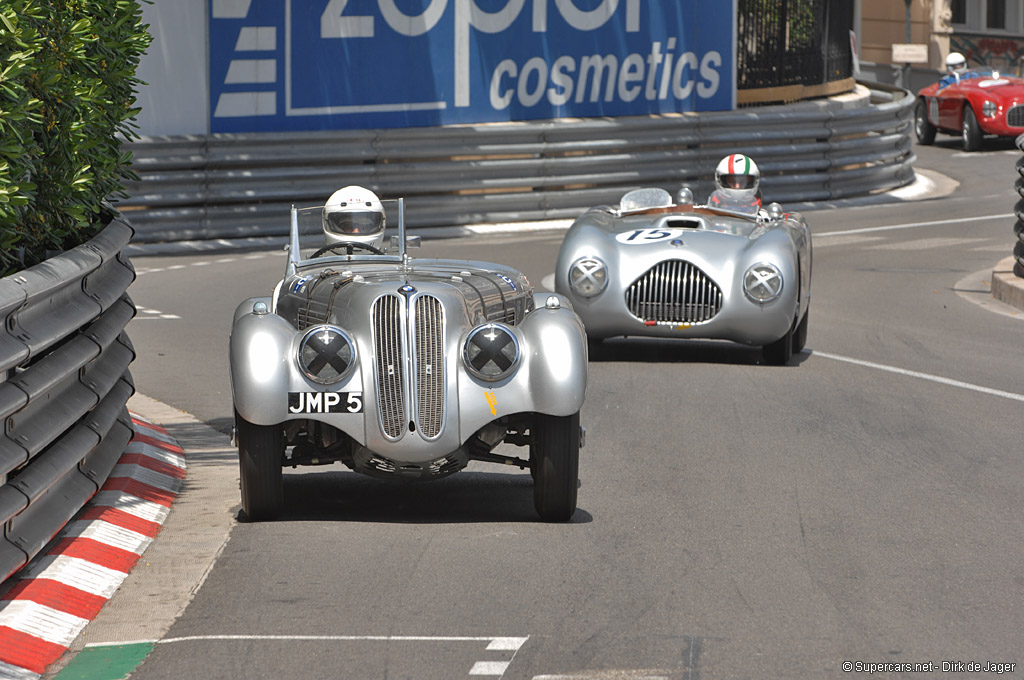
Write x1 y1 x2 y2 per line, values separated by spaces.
982 100 997 117
463 323 520 381
297 325 356 384
568 256 608 297
743 263 783 303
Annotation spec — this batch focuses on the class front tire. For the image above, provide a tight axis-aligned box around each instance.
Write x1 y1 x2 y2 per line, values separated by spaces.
962 105 983 152
236 410 284 521
792 308 809 354
915 98 936 145
762 320 794 366
531 412 580 522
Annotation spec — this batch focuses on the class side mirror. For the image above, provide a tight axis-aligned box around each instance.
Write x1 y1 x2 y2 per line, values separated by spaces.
389 235 422 251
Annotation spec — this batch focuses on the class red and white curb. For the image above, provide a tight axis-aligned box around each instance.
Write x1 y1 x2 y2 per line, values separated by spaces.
0 415 185 679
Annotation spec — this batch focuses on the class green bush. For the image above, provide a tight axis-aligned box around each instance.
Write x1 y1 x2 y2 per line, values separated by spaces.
0 0 151 277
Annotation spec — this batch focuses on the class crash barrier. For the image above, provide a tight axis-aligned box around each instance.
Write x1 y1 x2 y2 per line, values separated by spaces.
118 80 915 243
0 215 137 583
1014 134 1024 278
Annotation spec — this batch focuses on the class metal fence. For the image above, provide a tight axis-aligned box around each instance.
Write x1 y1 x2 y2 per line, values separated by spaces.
117 80 915 244
1016 134 1024 277
737 0 854 90
0 215 137 583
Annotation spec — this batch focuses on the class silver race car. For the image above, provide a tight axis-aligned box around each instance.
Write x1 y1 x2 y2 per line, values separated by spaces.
555 188 812 364
229 197 587 522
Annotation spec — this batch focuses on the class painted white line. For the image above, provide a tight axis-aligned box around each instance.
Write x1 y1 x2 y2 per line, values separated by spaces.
810 350 1024 403
147 634 520 644
89 491 172 524
109 464 183 493
63 520 154 555
0 600 89 647
470 661 510 675
0 659 40 680
123 441 186 467
17 556 129 599
866 236 978 251
487 637 528 651
816 213 1013 238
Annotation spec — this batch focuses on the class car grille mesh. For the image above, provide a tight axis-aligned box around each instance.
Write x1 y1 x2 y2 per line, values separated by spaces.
1008 105 1024 128
626 260 723 324
414 295 445 439
372 295 405 439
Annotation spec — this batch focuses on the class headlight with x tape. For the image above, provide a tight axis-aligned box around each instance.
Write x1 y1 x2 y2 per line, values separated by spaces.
568 256 608 297
463 323 520 381
297 324 357 384
743 262 783 303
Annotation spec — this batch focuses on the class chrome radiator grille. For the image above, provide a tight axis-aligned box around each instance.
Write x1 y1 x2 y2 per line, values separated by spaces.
414 295 445 439
1008 105 1024 128
626 260 723 324
372 295 405 439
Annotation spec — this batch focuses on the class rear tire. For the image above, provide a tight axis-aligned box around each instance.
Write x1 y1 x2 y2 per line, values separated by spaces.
236 410 284 521
915 98 936 145
962 106 983 152
531 412 580 522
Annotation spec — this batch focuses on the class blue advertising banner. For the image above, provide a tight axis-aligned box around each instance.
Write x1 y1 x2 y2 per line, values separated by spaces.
210 0 736 133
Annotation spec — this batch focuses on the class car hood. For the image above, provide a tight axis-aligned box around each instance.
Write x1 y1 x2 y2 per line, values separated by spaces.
276 258 533 331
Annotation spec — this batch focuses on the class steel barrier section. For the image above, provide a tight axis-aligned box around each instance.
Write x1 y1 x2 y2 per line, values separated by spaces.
117 81 916 244
0 214 138 583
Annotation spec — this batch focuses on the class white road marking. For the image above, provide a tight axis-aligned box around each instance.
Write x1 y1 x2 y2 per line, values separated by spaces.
62 520 154 555
810 350 1024 403
134 306 181 320
0 600 91 647
16 556 129 598
812 234 885 248
471 661 511 675
815 213 1013 238
866 236 979 250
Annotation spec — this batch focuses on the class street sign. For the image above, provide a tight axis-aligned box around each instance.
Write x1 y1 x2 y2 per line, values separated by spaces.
892 43 929 64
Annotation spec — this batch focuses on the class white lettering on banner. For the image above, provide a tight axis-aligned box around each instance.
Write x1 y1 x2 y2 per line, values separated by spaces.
489 43 723 110
318 0 709 112
321 0 374 38
380 0 446 37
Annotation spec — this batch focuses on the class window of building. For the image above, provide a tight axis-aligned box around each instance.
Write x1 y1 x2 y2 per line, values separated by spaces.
951 0 1023 33
988 0 1006 27
952 0 967 24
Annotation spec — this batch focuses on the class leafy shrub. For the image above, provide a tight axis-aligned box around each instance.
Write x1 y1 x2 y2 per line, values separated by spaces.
0 0 150 277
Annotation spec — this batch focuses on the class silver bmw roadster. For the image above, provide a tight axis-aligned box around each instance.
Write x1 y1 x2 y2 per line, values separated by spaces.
555 187 812 365
229 197 587 522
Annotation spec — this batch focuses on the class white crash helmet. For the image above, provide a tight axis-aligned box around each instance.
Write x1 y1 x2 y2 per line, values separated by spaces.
946 52 967 75
714 153 760 202
322 186 386 250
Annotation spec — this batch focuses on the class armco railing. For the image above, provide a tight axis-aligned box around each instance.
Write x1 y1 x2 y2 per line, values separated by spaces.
1015 134 1024 278
118 80 916 243
0 215 137 583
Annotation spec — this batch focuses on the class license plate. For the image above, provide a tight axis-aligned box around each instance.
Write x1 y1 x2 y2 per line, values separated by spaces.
288 392 363 414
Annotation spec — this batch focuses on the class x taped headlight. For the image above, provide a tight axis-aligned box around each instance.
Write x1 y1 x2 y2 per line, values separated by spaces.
568 256 608 297
743 262 783 303
463 323 520 381
297 325 356 384
982 100 997 117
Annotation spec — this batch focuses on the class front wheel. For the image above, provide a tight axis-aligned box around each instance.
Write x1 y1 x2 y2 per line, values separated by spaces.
762 321 794 366
531 412 580 522
962 106 983 152
236 410 285 521
915 98 936 145
792 308 809 354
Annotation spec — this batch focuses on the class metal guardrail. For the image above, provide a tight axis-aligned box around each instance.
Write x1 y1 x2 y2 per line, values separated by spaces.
0 214 137 583
117 80 916 243
1015 134 1024 278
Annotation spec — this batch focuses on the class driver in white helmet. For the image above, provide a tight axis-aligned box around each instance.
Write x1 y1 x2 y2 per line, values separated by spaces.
708 153 762 215
939 52 968 89
322 185 386 252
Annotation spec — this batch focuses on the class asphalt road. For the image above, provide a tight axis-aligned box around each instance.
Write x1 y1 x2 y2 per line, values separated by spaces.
65 135 1024 679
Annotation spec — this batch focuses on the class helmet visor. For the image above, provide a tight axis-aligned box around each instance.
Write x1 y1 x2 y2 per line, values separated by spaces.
325 210 384 236
720 173 757 191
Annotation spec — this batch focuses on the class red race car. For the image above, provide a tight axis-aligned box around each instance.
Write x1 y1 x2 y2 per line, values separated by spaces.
915 68 1024 151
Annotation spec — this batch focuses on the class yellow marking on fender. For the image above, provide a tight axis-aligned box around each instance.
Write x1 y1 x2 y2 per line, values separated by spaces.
485 391 498 415
674 323 691 330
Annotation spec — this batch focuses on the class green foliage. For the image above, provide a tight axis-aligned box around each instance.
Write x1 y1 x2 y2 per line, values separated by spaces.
0 0 151 277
